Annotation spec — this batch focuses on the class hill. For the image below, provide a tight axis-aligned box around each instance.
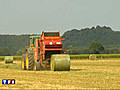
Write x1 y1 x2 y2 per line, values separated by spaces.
0 25 120 55
62 25 120 53
0 35 29 55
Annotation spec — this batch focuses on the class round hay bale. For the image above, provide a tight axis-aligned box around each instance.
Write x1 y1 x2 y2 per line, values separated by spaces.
89 54 97 60
5 56 13 63
51 54 70 71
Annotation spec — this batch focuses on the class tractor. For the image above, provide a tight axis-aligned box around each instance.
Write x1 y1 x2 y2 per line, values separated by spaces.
21 31 70 71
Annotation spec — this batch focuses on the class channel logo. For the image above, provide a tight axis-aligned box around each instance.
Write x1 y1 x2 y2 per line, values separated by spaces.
2 79 15 85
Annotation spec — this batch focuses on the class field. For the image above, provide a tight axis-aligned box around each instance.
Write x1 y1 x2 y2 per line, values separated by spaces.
0 58 120 89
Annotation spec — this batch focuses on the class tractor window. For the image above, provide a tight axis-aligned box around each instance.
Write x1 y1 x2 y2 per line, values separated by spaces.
30 38 35 47
34 39 36 46
44 32 59 36
30 39 32 45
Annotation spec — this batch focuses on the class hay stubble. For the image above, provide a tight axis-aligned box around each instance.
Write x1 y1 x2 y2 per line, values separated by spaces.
0 59 120 89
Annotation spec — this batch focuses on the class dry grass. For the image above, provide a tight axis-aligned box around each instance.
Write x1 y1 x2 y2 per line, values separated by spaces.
0 59 120 89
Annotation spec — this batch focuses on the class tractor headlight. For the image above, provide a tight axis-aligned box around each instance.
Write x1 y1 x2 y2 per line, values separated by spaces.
56 42 61 44
49 42 53 45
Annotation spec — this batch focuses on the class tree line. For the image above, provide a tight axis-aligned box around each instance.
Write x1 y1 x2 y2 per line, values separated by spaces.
0 25 120 55
62 25 120 54
0 35 29 56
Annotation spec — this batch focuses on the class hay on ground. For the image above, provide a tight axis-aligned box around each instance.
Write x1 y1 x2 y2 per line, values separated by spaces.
5 56 13 63
51 54 70 71
89 54 97 60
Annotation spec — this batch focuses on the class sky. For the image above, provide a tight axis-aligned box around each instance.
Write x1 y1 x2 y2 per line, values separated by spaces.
0 0 120 35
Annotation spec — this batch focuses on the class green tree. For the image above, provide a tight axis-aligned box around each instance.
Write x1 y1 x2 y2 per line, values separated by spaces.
16 48 26 55
0 47 11 56
89 41 104 54
69 45 73 54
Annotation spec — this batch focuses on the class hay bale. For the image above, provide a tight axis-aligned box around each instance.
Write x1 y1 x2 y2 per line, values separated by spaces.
5 56 13 63
89 54 97 60
51 54 70 71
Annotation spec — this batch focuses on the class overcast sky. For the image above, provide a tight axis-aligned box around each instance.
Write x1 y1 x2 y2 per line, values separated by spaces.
0 0 120 35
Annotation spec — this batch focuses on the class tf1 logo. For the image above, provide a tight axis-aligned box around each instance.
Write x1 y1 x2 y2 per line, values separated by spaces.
2 79 15 85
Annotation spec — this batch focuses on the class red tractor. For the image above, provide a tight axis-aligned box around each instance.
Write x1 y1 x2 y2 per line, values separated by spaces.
21 31 70 71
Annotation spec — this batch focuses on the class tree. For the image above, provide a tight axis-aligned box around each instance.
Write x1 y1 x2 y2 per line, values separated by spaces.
69 45 73 54
0 47 11 56
89 41 104 54
16 48 26 55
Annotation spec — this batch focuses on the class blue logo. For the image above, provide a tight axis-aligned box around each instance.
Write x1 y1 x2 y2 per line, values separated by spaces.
2 79 8 85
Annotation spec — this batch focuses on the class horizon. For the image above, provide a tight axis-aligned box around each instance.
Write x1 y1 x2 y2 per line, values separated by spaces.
0 0 120 35
0 25 119 35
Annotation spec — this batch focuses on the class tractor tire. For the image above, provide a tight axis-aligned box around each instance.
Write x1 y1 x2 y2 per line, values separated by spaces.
21 54 26 70
26 52 34 70
33 61 40 71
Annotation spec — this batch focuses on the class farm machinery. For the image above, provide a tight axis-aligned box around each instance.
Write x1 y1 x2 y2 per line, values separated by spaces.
21 31 70 71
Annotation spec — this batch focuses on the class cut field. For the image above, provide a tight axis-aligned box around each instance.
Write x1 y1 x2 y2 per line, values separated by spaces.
0 59 120 89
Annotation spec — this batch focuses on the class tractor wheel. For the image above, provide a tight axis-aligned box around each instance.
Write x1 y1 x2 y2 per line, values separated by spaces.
21 54 26 70
33 62 40 71
26 52 34 70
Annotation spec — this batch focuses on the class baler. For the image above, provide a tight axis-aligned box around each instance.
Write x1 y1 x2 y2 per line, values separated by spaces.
21 31 70 71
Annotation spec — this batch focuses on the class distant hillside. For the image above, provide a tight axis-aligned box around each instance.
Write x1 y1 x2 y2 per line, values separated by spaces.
0 25 120 55
62 25 120 50
0 35 29 55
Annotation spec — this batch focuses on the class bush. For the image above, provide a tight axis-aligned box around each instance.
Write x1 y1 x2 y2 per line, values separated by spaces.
0 56 5 61
70 54 120 60
13 56 22 60
70 54 89 59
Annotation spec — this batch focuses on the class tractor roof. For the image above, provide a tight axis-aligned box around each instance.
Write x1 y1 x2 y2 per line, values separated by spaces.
30 35 41 39
42 30 60 32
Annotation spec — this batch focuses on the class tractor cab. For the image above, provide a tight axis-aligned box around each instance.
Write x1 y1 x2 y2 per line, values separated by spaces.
29 35 41 47
40 32 64 60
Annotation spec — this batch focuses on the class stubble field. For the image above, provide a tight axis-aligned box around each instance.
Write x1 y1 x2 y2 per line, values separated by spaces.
0 59 120 89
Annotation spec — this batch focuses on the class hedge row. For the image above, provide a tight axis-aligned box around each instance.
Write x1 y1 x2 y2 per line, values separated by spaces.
0 54 120 61
13 56 22 60
70 54 89 59
70 54 120 59
0 56 5 61
0 56 22 61
96 54 120 59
